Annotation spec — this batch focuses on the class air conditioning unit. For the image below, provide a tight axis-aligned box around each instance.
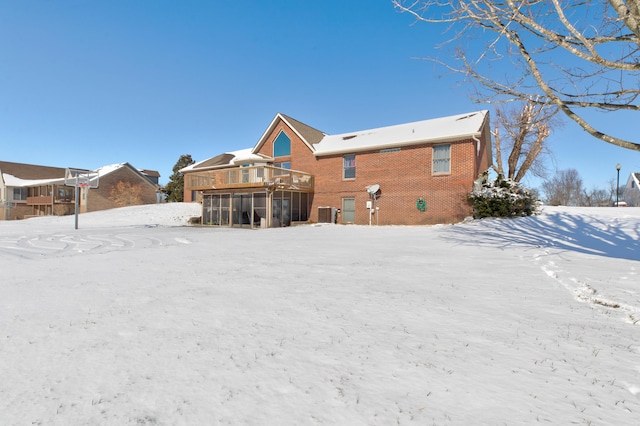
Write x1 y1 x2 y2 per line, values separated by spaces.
318 207 337 223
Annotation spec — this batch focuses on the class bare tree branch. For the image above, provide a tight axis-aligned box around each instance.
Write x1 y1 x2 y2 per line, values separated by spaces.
492 100 557 182
393 0 640 151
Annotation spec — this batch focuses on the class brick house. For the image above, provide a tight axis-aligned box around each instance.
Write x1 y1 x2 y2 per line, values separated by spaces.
182 110 492 227
0 161 161 220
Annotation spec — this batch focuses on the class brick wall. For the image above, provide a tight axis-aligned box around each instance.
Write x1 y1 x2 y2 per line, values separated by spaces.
87 167 158 212
310 140 479 225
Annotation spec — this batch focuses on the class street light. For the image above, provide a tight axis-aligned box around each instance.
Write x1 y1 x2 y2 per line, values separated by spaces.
616 163 622 207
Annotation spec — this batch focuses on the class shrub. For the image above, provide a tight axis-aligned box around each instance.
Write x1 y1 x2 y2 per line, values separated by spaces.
468 173 538 218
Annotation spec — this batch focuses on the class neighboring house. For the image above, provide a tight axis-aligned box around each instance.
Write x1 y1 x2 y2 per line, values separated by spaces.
0 161 161 220
139 169 160 185
623 172 640 207
182 110 492 227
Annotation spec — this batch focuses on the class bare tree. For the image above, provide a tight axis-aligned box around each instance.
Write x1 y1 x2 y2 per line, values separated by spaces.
393 0 640 152
582 187 612 207
492 101 558 182
109 181 144 207
542 169 584 206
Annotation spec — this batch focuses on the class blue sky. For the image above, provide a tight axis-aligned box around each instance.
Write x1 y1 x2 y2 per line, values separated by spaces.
1 0 638 191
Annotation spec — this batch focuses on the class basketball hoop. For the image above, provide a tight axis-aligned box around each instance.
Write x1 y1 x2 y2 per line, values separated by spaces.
64 167 100 229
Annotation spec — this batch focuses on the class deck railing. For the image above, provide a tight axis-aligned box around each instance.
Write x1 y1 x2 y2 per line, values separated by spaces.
185 166 314 192
26 195 74 205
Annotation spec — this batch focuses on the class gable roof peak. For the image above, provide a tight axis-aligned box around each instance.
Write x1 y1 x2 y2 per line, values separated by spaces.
252 112 327 155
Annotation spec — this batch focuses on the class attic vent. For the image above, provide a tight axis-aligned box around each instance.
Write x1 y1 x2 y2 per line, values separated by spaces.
456 113 477 121
380 148 401 154
343 135 357 140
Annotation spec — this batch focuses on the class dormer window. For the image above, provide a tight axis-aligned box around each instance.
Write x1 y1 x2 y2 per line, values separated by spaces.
273 131 291 157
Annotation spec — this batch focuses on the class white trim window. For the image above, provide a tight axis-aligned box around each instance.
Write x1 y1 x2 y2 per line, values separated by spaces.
343 154 356 179
12 187 28 201
342 197 355 223
433 144 451 174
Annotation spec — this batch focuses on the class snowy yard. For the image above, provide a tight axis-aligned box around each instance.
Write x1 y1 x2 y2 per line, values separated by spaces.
1 203 639 425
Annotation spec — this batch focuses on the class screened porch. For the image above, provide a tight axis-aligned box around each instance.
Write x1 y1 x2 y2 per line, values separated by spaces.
201 190 311 229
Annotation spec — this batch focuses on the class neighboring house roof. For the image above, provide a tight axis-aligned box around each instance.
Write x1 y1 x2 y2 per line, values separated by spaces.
181 149 270 173
624 172 640 191
2 173 66 187
139 169 160 178
1 162 157 189
313 110 489 156
0 160 67 181
94 163 160 189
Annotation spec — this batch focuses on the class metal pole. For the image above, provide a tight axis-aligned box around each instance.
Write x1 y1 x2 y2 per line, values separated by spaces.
74 175 79 229
616 163 621 207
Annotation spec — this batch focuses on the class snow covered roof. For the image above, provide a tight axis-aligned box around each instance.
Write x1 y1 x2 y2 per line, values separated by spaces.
229 148 271 165
93 163 159 188
2 173 65 187
181 149 270 173
313 111 488 156
2 163 154 188
95 163 124 177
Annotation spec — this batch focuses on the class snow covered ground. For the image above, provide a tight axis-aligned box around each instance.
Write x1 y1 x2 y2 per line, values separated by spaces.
1 203 639 425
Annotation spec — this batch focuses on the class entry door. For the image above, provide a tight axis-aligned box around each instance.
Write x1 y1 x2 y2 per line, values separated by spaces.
220 194 230 226
232 194 242 227
272 199 282 227
232 194 252 227
281 198 290 226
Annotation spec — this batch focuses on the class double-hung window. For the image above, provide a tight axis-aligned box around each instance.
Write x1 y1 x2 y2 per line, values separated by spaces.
12 187 28 201
273 161 290 176
343 154 356 179
433 144 451 174
274 161 290 170
342 197 355 223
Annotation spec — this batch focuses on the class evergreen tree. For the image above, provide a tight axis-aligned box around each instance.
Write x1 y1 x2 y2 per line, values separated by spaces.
468 172 538 218
163 154 194 202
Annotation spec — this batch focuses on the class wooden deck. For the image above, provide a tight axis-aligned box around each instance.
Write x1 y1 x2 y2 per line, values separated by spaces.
185 166 314 192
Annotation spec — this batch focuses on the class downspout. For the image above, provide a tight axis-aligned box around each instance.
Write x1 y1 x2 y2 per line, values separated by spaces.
472 135 481 176
472 134 481 156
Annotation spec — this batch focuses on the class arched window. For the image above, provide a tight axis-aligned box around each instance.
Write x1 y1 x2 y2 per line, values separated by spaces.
273 131 291 157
